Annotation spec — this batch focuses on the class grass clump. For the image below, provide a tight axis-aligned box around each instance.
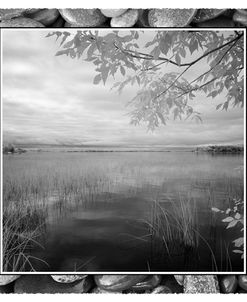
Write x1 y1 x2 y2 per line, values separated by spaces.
2 203 48 272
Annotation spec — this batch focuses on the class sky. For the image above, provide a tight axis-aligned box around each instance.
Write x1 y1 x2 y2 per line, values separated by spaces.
2 30 244 147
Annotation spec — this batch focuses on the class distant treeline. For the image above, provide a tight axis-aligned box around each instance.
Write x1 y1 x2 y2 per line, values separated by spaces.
67 150 172 153
195 145 244 153
3 144 26 154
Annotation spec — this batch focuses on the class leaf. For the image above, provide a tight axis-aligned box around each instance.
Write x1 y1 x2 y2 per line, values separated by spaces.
101 66 109 85
233 237 244 247
55 49 70 56
53 31 62 41
63 39 74 49
93 74 101 85
226 220 238 229
222 216 234 223
235 213 241 220
225 208 231 215
145 39 156 48
233 250 243 254
180 47 186 58
159 38 169 55
104 33 117 43
157 112 166 125
136 76 140 86
164 33 172 47
152 47 160 60
77 43 90 57
120 66 126 76
194 115 202 123
211 207 221 212
189 40 198 54
110 81 121 91
87 43 96 59
211 91 218 98
60 32 70 45
69 49 76 58
175 53 181 66
121 34 133 43
216 103 222 110
223 101 229 111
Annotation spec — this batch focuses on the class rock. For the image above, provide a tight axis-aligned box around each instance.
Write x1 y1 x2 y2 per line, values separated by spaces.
162 276 183 293
0 17 45 27
195 16 235 27
64 21 110 28
110 9 139 27
130 275 162 292
24 9 60 26
174 275 184 286
236 9 247 16
51 16 65 27
238 289 247 293
219 275 238 293
148 9 197 27
94 275 147 292
238 275 247 291
136 9 150 27
0 283 15 294
151 285 173 293
91 287 122 293
25 9 43 15
100 9 127 18
192 9 227 23
14 275 93 293
222 9 235 18
233 10 247 26
59 9 106 27
51 275 88 283
184 275 219 293
64 22 74 27
0 9 26 20
0 275 21 286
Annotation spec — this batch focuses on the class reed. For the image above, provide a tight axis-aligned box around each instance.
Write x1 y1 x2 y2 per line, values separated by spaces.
2 202 48 272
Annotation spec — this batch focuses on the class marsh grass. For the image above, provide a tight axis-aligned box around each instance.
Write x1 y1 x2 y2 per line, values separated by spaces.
148 194 199 248
2 151 244 271
2 199 48 271
145 193 241 271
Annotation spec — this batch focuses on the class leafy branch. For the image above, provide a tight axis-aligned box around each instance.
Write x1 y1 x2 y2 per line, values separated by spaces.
212 198 244 259
121 33 243 67
47 30 244 130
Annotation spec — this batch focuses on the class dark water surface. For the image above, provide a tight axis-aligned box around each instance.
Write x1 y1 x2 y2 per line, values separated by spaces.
3 151 244 272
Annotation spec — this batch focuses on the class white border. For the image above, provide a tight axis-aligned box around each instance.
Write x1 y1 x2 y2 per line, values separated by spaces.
0 27 246 275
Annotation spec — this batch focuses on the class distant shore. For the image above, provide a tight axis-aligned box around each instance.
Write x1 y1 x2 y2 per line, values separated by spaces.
3 144 244 154
195 145 244 154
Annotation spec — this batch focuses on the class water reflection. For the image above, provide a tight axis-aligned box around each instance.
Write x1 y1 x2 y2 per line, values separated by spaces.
3 151 244 272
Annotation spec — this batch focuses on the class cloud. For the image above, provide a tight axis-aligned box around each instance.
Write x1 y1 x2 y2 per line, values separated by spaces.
2 30 244 147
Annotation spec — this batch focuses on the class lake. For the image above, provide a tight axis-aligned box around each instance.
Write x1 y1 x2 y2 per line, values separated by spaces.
2 150 244 272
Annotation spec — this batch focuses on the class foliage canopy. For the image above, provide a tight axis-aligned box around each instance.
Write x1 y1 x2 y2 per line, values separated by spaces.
47 30 244 130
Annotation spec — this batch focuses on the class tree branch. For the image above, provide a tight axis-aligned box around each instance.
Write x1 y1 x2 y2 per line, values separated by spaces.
152 33 243 102
175 77 218 100
121 33 243 67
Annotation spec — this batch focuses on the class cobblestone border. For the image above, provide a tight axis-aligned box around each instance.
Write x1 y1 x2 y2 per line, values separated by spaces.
0 8 246 27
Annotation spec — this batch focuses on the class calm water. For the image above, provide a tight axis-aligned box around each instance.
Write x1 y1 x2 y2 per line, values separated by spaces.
3 151 244 272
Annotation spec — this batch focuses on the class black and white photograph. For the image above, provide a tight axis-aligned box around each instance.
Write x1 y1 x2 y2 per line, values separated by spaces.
1 28 245 273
